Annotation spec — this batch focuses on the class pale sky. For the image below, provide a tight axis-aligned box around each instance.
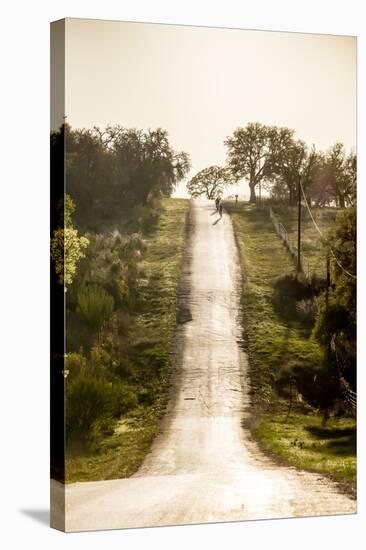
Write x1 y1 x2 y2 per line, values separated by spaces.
64 18 356 198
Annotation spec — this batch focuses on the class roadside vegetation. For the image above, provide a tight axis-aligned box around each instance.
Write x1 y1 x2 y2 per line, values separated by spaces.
51 118 356 494
256 413 356 496
225 203 322 408
218 122 356 496
65 198 189 482
270 204 338 278
51 124 190 482
225 201 356 495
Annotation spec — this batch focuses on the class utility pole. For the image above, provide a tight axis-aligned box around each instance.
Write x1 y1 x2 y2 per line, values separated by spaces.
297 175 302 274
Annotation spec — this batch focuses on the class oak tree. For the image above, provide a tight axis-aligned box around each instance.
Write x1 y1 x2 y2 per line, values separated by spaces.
225 123 294 202
187 165 230 199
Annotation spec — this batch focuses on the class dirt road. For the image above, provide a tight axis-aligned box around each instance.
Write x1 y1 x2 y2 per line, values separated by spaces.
61 199 355 532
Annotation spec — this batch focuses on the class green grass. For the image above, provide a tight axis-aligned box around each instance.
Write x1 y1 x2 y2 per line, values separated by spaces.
255 413 356 496
271 204 339 278
225 201 356 495
66 198 190 482
66 407 162 482
225 202 322 407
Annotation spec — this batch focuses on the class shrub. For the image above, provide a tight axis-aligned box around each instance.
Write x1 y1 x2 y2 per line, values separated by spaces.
273 274 313 301
51 227 89 289
276 360 342 422
79 231 146 309
272 273 324 322
313 207 356 389
111 381 139 416
138 386 156 406
76 284 114 330
90 344 113 379
296 298 316 324
51 194 89 289
64 351 86 381
66 374 114 440
131 204 160 234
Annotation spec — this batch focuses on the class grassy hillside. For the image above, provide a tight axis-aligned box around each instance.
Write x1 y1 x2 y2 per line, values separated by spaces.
66 198 190 482
271 204 339 278
225 203 322 408
256 413 356 496
225 201 356 495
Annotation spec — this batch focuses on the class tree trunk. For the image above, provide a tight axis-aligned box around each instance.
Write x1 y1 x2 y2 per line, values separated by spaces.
249 182 256 203
289 182 299 205
289 187 294 205
339 195 345 208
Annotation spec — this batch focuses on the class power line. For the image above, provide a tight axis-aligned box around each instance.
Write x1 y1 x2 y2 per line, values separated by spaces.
299 179 356 280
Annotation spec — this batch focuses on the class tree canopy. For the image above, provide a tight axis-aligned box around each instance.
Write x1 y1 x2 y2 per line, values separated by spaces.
52 124 191 228
224 122 294 202
310 144 356 208
186 165 230 199
269 141 320 204
51 194 89 289
224 122 356 207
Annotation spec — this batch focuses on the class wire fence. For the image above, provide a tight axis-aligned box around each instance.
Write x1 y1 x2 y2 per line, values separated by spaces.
299 179 357 280
256 198 334 280
267 205 304 273
229 194 357 412
340 377 357 412
343 388 357 412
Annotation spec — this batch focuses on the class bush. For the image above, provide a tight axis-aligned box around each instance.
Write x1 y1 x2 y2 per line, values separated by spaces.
273 274 313 301
77 284 114 330
272 274 325 322
51 193 90 289
131 204 160 234
78 231 146 309
66 374 114 440
276 360 342 421
138 386 156 406
90 344 113 379
64 351 86 381
313 208 356 389
296 298 316 324
89 340 131 381
111 381 139 416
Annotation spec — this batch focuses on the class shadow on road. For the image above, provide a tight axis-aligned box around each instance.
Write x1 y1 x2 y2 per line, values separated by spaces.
213 217 222 225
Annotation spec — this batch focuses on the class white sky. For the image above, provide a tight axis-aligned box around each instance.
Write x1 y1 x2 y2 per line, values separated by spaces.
64 18 356 198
